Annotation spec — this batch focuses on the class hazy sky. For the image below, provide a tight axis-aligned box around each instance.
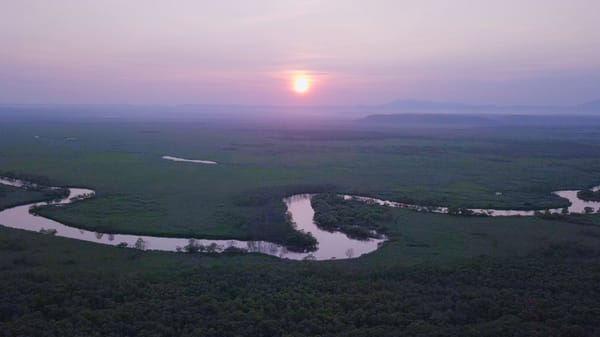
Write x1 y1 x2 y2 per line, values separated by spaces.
1 0 600 105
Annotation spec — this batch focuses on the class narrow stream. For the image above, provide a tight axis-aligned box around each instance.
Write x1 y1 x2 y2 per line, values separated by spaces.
342 185 600 216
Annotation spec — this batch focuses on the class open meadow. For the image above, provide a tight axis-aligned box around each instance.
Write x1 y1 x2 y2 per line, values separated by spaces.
2 116 600 248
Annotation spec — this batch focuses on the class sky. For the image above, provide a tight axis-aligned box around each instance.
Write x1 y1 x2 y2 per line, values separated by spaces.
1 0 600 106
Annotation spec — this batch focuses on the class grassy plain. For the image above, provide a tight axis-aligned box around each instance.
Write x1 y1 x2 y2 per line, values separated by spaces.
0 185 47 210
1 117 600 248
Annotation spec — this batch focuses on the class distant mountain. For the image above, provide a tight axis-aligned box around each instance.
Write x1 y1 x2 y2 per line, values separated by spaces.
375 99 600 114
580 99 600 110
360 113 494 126
379 99 495 111
359 113 600 127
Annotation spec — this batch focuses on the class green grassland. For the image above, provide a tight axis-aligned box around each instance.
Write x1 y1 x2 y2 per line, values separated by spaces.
310 192 600 265
0 184 47 210
360 206 600 266
0 183 68 211
1 119 600 249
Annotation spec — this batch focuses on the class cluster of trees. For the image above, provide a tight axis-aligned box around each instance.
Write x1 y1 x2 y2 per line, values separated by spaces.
1 172 54 186
237 196 316 253
446 207 495 216
35 186 69 203
1 171 69 203
234 184 335 208
578 189 600 202
38 228 57 235
177 239 250 255
1 242 599 336
180 239 220 253
233 184 332 252
311 194 392 239
446 207 477 216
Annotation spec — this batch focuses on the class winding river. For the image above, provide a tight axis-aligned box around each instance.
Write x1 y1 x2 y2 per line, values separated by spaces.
0 178 383 260
342 185 600 216
0 177 599 260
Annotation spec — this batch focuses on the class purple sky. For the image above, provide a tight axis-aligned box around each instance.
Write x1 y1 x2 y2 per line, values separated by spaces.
1 0 599 105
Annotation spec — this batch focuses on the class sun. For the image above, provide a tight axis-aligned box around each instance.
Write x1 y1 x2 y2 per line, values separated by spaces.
292 74 311 94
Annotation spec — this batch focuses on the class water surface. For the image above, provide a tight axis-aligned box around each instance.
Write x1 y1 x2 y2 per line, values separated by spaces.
162 155 217 165
343 185 600 216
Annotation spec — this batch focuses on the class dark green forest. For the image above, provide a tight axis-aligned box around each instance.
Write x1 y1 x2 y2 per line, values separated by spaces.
312 193 392 239
1 226 600 337
578 189 600 202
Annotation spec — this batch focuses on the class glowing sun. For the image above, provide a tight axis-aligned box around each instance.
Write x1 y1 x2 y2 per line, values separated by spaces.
292 74 311 94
